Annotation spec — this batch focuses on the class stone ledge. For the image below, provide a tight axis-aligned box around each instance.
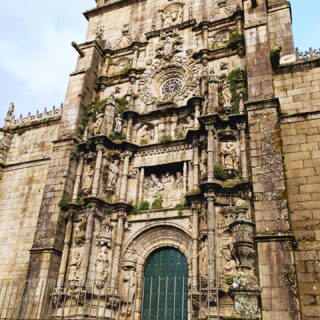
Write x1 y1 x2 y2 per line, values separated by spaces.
245 98 280 112
276 57 320 74
281 109 320 124
254 233 296 243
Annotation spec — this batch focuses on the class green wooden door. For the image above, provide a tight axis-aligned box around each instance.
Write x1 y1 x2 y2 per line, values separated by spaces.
142 247 188 320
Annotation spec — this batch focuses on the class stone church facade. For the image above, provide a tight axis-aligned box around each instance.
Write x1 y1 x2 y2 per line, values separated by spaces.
0 0 320 319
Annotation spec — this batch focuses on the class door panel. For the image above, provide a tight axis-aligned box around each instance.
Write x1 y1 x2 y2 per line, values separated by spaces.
142 247 188 320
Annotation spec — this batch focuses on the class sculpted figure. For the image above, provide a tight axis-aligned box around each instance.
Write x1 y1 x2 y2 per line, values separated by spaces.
139 124 154 144
93 112 104 135
222 236 236 275
82 164 94 195
69 248 82 281
181 115 194 131
4 102 14 127
161 172 174 190
95 246 109 288
145 174 164 199
114 114 123 133
221 78 232 109
199 240 208 278
175 171 183 189
222 142 238 170
106 159 119 188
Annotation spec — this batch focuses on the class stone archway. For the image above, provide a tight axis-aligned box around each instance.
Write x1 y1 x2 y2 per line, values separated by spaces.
120 224 193 318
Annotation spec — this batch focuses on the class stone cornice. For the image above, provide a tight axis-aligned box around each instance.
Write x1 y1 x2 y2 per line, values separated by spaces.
83 0 147 20
281 109 320 124
276 56 320 74
245 98 280 113
254 233 296 244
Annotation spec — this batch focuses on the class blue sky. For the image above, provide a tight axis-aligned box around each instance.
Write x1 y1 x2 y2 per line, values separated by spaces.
0 0 319 122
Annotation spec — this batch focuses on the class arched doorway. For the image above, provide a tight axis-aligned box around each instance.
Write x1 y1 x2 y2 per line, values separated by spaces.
142 247 188 320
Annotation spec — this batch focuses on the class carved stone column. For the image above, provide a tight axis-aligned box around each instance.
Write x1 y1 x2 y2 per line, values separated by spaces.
57 211 74 288
72 153 84 201
138 167 145 203
193 142 199 189
183 162 187 195
202 24 209 49
207 127 214 183
229 199 261 319
92 145 104 196
205 192 216 288
110 210 126 291
119 151 132 202
171 114 178 138
81 208 95 285
191 203 199 290
126 118 133 141
238 123 248 180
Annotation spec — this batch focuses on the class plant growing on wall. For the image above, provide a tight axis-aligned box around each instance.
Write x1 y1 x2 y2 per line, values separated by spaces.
228 68 247 114
227 32 245 49
115 97 129 115
214 163 228 181
151 196 163 210
159 135 172 143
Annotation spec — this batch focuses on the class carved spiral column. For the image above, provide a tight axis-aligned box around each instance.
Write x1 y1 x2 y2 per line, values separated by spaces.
57 211 74 289
205 192 216 288
81 208 95 285
72 153 84 201
110 210 126 291
191 203 199 290
229 199 261 319
126 118 133 141
92 145 104 196
193 141 200 189
207 127 214 182
120 151 132 202
238 123 248 180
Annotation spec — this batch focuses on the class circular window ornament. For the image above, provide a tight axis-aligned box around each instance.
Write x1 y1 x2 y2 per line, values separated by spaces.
161 78 183 96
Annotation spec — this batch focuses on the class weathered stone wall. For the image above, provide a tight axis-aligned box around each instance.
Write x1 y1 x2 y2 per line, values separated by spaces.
0 122 60 281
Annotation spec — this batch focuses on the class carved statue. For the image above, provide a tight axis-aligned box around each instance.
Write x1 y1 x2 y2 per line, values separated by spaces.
106 159 119 188
93 112 104 135
95 246 109 288
4 102 14 127
139 124 154 144
175 171 183 189
114 115 123 133
221 142 238 170
107 86 121 105
97 221 112 247
75 217 87 244
114 24 132 49
181 115 194 131
222 236 236 275
220 78 232 111
199 239 208 278
82 164 94 195
122 245 137 303
162 3 183 28
69 248 82 282
145 174 164 199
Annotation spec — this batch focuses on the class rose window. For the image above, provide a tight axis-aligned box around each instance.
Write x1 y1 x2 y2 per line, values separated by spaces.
161 78 183 96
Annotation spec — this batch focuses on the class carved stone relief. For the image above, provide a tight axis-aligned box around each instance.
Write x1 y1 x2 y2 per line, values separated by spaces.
95 246 109 288
210 0 235 22
96 220 113 247
220 141 238 170
137 123 155 145
161 2 184 29
82 162 95 196
199 238 208 284
68 247 83 284
105 159 120 191
112 24 133 49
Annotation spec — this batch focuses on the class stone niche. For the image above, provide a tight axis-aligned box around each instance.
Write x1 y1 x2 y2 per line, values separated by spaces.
142 162 186 209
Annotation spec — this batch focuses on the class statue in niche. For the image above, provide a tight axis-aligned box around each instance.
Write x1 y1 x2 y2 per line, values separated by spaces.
114 24 132 49
210 30 230 50
114 114 123 133
161 3 183 28
138 124 154 144
69 248 82 282
210 0 234 21
75 217 87 244
219 78 232 112
145 174 164 199
0 131 12 163
107 86 121 105
199 239 208 281
180 115 194 131
161 172 174 190
95 246 109 288
109 57 131 76
97 221 112 247
221 142 238 170
156 33 183 61
4 102 14 127
122 246 137 303
174 171 183 189
93 111 105 136
82 164 94 195
106 159 120 189
222 235 236 276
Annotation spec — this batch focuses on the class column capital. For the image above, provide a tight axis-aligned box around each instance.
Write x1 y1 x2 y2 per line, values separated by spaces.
204 192 216 201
